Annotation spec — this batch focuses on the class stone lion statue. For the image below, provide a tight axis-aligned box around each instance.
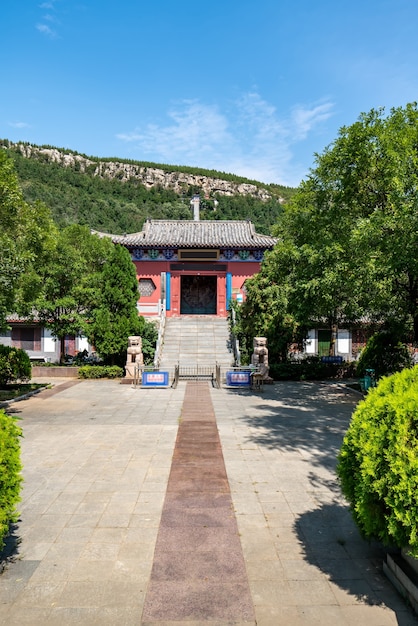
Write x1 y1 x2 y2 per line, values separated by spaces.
125 336 143 378
251 336 272 383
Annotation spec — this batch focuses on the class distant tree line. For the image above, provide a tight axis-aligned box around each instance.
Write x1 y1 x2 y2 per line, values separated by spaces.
0 141 295 235
0 139 295 193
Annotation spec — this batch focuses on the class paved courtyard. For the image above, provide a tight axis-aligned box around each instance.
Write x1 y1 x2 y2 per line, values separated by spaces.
1 378 417 625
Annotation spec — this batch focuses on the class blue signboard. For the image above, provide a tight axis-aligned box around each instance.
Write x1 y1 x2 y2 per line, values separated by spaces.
320 356 343 364
226 370 251 387
142 371 169 387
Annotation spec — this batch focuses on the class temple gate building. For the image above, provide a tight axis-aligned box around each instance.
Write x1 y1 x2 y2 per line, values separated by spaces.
102 217 277 317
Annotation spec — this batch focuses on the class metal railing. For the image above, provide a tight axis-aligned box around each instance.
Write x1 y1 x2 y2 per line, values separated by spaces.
133 364 162 388
224 365 266 390
215 363 221 389
133 364 145 388
153 299 166 369
230 307 241 366
172 363 221 389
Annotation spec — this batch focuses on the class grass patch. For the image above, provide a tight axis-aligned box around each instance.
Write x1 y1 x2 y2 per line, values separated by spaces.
0 383 47 402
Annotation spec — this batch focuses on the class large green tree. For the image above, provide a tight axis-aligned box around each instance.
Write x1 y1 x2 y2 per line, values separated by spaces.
34 225 113 361
0 151 56 330
301 103 418 341
234 266 298 363
86 244 145 365
0 151 24 326
0 152 152 364
245 103 418 355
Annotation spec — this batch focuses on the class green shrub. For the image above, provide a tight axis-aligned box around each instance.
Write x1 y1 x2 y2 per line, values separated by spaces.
141 321 158 365
0 410 22 550
102 366 124 378
337 366 418 556
78 365 124 379
269 361 302 381
0 345 31 386
356 331 412 379
270 356 353 381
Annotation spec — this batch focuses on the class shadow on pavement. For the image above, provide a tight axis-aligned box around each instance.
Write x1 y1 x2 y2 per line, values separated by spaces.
238 381 357 472
230 381 418 622
294 502 418 624
0 523 20 573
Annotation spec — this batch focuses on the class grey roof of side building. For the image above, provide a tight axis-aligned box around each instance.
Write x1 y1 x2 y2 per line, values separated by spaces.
92 219 277 250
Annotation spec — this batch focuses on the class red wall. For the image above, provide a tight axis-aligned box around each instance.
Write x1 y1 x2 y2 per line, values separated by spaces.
133 259 261 317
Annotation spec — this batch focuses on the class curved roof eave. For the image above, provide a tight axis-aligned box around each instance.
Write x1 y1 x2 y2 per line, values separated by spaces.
97 220 277 250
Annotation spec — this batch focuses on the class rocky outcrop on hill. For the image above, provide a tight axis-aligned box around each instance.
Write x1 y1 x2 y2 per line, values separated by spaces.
15 143 276 201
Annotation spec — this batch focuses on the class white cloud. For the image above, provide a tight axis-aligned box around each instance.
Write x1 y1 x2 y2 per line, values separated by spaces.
235 92 286 140
290 102 334 140
8 121 30 129
36 0 59 37
117 97 275 181
117 94 334 186
36 22 57 37
117 100 233 164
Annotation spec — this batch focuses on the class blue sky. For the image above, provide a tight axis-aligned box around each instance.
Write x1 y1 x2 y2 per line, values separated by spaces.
2 0 418 187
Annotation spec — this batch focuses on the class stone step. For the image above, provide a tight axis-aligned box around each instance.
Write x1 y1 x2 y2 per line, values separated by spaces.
159 316 234 369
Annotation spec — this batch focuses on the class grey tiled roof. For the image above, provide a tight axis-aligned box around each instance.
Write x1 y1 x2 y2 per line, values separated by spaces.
95 220 277 249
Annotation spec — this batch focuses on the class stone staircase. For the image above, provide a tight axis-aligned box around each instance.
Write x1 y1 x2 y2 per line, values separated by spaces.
159 316 234 375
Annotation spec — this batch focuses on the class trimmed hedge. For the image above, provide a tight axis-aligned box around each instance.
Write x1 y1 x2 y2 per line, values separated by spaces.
270 357 355 381
0 410 22 550
337 366 418 556
0 345 31 386
78 365 124 379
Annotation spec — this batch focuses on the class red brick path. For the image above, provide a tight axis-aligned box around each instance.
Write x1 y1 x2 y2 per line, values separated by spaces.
141 382 255 623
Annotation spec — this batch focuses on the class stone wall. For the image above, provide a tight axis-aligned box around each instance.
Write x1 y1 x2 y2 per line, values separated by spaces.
31 366 79 378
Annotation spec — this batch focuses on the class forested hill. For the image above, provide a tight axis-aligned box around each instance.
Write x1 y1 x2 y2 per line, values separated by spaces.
0 140 296 235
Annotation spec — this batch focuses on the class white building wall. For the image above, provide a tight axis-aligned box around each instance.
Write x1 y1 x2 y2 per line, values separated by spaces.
77 336 89 352
337 329 350 355
303 328 352 359
0 330 12 348
305 329 316 354
43 328 58 353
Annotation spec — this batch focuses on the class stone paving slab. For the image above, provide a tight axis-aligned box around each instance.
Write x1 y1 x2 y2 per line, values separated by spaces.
2 380 183 625
1 378 417 625
211 382 418 626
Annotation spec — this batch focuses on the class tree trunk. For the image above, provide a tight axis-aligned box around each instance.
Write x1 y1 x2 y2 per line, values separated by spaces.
413 313 418 346
60 336 65 363
330 323 338 356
